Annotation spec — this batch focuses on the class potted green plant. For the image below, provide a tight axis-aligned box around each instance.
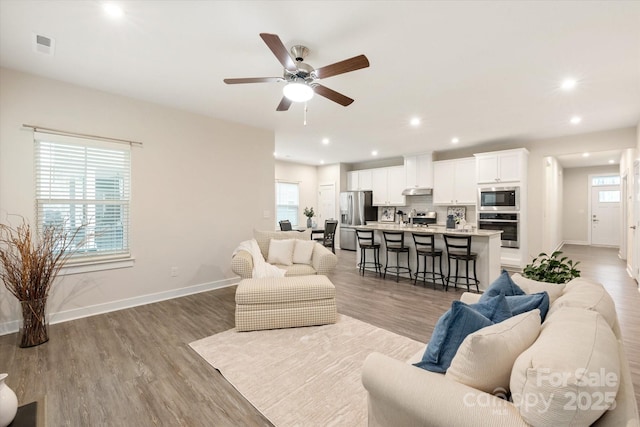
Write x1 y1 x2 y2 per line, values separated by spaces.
0 219 82 347
522 251 580 284
303 207 315 228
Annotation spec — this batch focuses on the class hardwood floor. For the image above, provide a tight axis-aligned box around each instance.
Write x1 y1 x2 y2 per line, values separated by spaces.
0 244 638 425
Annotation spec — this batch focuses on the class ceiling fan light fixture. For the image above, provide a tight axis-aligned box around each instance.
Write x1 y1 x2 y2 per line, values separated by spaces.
283 82 314 103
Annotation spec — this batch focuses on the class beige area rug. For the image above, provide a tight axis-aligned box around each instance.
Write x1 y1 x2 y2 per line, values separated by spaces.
189 314 425 427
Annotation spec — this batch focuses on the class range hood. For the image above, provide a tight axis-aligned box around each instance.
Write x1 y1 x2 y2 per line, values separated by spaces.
402 187 432 196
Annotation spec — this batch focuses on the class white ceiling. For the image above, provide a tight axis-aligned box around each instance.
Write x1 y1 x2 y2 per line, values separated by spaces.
1 1 639 167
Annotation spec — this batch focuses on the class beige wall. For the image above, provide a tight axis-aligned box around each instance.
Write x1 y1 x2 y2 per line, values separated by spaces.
275 160 318 228
543 157 563 251
562 165 619 244
0 68 275 330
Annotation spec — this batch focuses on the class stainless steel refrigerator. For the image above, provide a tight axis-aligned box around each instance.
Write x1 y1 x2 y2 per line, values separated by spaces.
339 191 376 250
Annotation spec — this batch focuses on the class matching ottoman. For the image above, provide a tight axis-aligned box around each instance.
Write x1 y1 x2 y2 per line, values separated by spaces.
235 275 337 332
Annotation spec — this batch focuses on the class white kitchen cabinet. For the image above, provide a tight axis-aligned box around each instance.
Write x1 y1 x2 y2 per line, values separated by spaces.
404 152 433 188
387 166 406 205
347 169 373 191
347 171 358 191
475 149 528 184
359 170 372 190
372 166 406 206
433 157 476 205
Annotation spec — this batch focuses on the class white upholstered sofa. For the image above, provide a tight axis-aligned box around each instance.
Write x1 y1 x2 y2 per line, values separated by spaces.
362 275 640 427
231 229 338 279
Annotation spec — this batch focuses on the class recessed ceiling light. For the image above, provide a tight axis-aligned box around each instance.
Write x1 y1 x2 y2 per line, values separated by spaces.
561 78 577 91
608 159 615 164
451 137 459 144
371 150 378 156
570 115 582 125
322 138 330 145
582 152 590 158
320 160 325 165
410 117 421 127
103 3 124 18
273 152 277 157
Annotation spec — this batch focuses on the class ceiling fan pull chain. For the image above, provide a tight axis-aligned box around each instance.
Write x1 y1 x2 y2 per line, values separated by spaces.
304 102 308 126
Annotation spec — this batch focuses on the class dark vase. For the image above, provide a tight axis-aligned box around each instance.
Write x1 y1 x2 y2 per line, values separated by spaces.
307 217 312 228
19 298 49 348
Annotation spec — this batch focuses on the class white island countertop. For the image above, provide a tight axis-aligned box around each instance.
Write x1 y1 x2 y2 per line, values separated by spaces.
354 223 502 237
351 223 502 291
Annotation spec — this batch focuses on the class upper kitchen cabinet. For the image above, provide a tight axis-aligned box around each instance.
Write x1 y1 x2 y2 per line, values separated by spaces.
433 157 476 205
347 169 373 191
372 166 406 206
404 152 433 189
475 148 529 184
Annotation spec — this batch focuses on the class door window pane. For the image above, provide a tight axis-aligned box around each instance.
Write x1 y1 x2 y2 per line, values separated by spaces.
598 190 620 203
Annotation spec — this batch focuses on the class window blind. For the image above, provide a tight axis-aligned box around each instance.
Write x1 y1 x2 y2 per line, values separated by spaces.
275 182 299 226
34 131 131 259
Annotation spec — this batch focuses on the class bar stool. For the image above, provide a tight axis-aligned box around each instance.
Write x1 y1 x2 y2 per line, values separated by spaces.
355 229 382 276
443 234 480 292
412 233 445 289
382 231 412 282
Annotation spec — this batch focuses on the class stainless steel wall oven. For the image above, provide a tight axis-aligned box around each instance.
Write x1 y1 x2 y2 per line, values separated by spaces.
478 212 519 248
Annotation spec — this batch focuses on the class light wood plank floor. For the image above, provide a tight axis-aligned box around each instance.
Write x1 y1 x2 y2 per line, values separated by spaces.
0 244 638 425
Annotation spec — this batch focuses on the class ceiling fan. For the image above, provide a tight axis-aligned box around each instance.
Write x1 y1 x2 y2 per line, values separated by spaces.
224 33 370 111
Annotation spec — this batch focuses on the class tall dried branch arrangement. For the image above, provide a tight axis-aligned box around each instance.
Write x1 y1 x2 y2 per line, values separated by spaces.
0 218 83 346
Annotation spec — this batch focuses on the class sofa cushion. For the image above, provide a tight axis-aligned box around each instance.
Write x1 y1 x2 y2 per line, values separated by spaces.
510 307 620 426
506 292 550 321
547 278 617 328
414 301 494 373
511 273 565 304
254 229 312 259
446 309 541 394
267 239 295 266
280 263 317 277
292 239 315 265
480 270 526 302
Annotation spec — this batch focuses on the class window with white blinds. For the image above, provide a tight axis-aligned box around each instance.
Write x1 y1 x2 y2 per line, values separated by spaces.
276 182 299 227
35 131 131 260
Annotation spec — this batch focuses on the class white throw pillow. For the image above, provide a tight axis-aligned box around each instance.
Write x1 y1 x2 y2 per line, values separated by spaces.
292 239 315 265
510 307 620 426
266 239 295 266
446 309 541 394
511 273 565 304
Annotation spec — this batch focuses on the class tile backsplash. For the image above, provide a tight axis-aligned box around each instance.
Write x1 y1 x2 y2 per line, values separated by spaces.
377 194 477 225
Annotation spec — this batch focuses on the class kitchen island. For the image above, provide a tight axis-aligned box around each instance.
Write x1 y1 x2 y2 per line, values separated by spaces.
353 224 502 291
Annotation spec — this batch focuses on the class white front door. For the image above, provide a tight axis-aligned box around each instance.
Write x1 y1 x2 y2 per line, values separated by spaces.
590 184 621 247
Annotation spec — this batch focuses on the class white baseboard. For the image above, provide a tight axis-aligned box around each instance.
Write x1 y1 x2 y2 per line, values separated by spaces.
0 277 239 336
561 240 589 246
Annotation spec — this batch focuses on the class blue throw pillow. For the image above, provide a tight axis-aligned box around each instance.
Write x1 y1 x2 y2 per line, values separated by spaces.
480 270 525 302
414 301 494 373
506 292 550 321
471 293 513 323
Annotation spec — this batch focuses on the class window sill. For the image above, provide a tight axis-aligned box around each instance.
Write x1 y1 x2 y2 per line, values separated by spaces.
60 256 135 276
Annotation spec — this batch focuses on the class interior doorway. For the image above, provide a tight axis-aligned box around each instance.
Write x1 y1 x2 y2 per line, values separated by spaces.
318 183 336 224
633 161 639 282
589 175 621 247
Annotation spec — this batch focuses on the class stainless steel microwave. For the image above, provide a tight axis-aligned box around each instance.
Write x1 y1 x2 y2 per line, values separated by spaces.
478 186 520 211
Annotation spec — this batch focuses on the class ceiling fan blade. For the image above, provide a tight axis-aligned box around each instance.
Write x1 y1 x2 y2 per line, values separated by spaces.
313 84 354 106
313 55 370 79
276 97 292 111
260 33 297 73
223 77 283 84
